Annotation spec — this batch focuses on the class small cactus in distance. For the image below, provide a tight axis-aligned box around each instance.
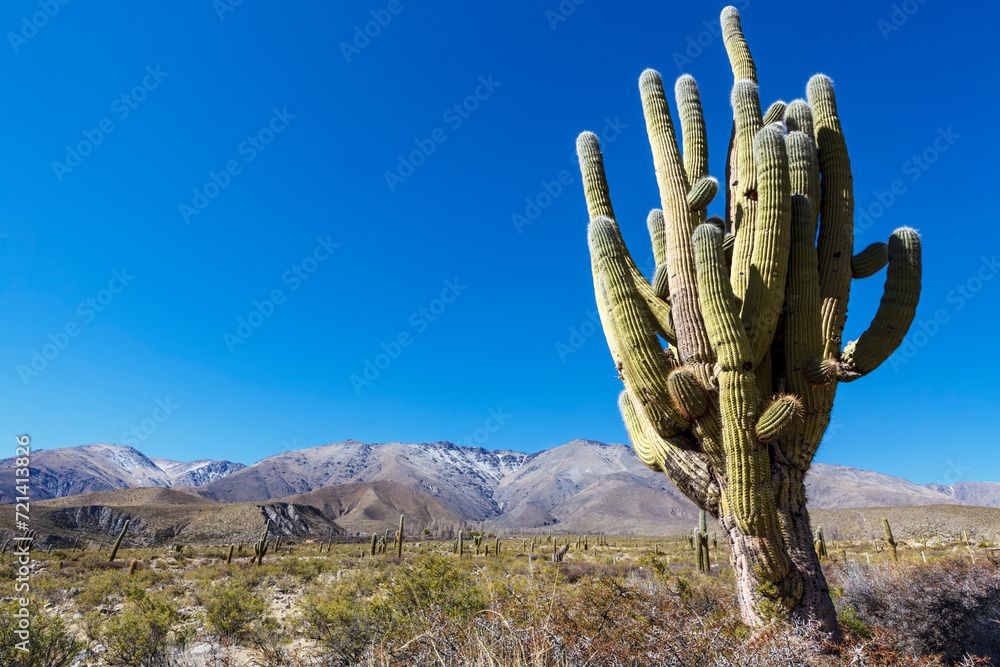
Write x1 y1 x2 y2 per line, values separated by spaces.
815 526 828 558
108 520 130 562
883 518 898 562
128 559 139 575
397 515 405 558
226 544 234 564
695 510 710 572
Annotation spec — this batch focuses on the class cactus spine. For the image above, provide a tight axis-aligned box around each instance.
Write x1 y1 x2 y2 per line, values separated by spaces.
108 520 130 562
574 6 921 634
883 518 898 562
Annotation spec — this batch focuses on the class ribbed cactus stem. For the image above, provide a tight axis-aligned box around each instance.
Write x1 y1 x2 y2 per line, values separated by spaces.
108 520 130 562
370 533 377 556
226 544 234 564
883 518 898 562
397 515 404 558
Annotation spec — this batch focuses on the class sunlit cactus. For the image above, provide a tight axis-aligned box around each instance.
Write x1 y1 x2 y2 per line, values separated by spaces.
574 6 922 633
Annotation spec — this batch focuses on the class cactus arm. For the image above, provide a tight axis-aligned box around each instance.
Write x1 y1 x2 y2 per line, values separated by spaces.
667 367 709 420
741 125 792 366
784 100 814 138
851 242 889 279
692 223 777 536
756 395 804 442
647 209 668 268
639 70 713 364
619 390 719 512
652 263 671 300
762 101 786 126
727 80 764 289
591 218 692 437
687 177 719 210
721 3 761 238
578 133 678 347
675 75 709 185
808 75 855 359
839 228 922 379
721 7 757 83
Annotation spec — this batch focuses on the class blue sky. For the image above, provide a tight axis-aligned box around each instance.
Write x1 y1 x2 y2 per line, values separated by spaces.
2 0 997 484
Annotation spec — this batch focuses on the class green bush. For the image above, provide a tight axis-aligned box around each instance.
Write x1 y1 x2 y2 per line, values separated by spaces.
204 576 266 641
101 589 186 667
0 601 83 667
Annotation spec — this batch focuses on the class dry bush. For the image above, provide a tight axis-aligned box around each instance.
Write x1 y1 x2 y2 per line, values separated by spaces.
832 557 1000 664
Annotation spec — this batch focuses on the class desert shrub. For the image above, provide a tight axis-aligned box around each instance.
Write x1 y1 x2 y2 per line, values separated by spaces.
385 553 487 618
203 576 266 640
834 557 1000 663
301 590 396 667
0 601 83 667
100 588 189 667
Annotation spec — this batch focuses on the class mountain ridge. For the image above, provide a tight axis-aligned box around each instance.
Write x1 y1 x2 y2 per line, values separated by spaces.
3 439 997 536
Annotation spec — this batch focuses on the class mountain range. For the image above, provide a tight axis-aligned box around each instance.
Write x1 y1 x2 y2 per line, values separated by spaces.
2 439 996 538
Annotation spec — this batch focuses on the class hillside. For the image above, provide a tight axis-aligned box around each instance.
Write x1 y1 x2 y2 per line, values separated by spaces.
0 443 243 503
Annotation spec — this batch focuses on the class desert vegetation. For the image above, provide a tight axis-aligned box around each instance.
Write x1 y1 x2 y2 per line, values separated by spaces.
1 520 997 666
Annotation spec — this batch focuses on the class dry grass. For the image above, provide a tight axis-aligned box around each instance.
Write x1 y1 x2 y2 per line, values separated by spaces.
1 534 997 666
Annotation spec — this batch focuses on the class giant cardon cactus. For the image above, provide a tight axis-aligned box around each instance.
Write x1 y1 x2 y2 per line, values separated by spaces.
576 6 921 633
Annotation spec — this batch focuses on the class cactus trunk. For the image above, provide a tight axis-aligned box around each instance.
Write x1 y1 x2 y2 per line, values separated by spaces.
108 520 130 562
397 515 404 558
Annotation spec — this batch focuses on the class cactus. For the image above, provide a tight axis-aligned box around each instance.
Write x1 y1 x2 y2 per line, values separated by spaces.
226 544 234 565
574 6 921 634
814 526 828 558
883 518 898 562
495 536 500 555
128 559 139 575
695 510 710 572
458 532 464 557
108 520 130 562
371 533 377 556
397 515 404 558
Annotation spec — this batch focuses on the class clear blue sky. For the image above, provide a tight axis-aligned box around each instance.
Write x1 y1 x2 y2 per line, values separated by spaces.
2 1 997 484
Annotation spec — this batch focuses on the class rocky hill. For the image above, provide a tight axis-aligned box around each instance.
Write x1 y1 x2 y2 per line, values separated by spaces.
0 444 244 504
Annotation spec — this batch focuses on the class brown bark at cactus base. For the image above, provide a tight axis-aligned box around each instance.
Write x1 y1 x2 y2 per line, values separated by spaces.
719 472 841 643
